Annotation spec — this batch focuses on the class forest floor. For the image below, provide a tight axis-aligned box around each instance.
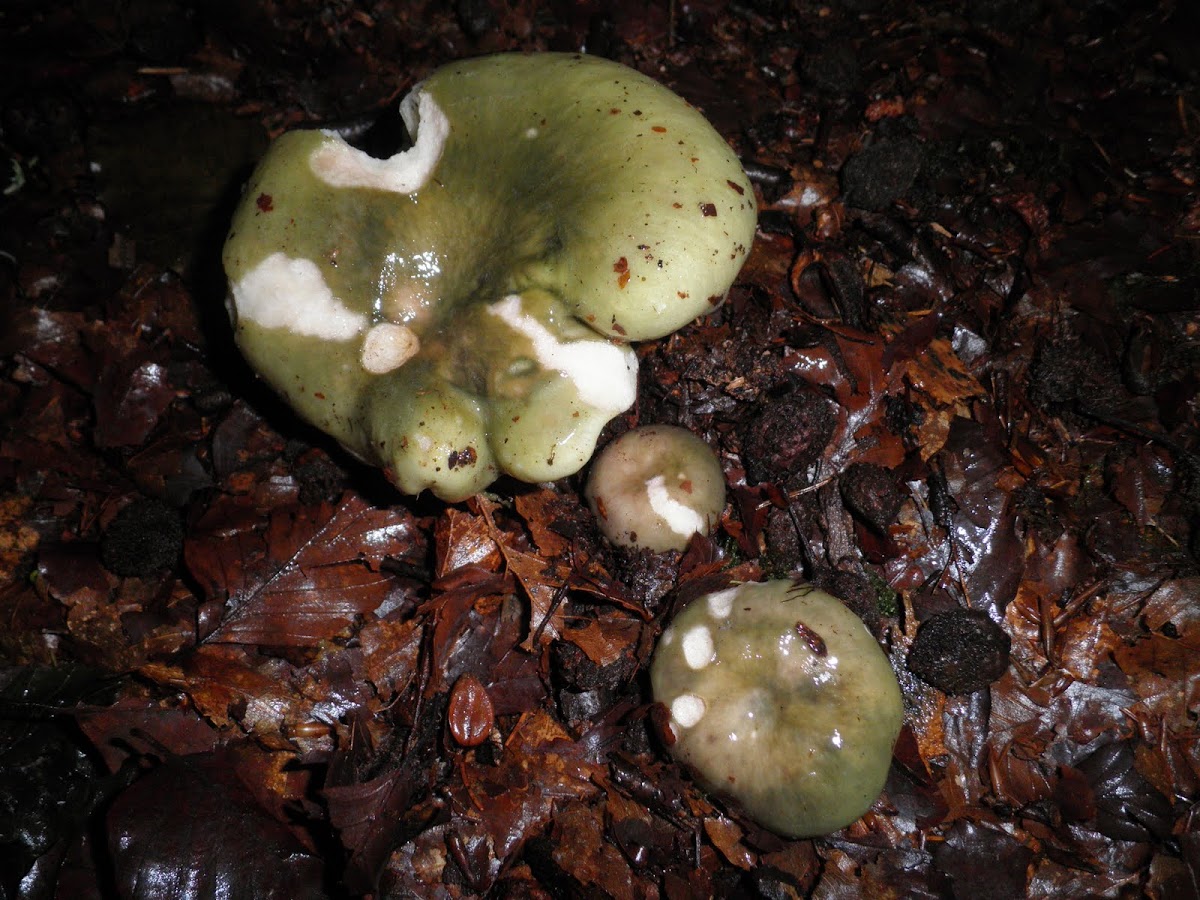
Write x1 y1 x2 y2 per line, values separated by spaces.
1 1 1198 897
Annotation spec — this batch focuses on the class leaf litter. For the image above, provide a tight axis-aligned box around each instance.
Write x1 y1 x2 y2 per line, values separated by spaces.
1 1 1199 897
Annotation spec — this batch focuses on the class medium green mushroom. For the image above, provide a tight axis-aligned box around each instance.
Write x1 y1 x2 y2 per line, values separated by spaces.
222 53 757 501
585 425 725 552
650 580 903 838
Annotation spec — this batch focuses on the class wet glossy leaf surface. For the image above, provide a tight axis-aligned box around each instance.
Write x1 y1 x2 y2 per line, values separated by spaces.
2 0 1199 896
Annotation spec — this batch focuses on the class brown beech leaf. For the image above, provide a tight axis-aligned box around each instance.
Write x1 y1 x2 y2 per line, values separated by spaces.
541 802 640 900
186 493 423 645
326 768 432 893
1140 578 1200 642
0 495 39 587
4 307 103 395
140 646 311 744
209 401 290 487
905 336 983 407
423 568 514 694
513 488 581 558
1113 633 1200 725
92 351 178 449
434 506 502 577
936 416 1026 617
899 338 985 461
932 818 1035 900
561 618 643 668
813 846 914 899
1108 445 1170 527
454 710 604 865
358 616 425 701
77 699 221 773
1057 615 1121 681
474 495 568 649
564 551 648 619
789 329 906 471
703 816 756 870
507 547 568 651
985 672 1057 809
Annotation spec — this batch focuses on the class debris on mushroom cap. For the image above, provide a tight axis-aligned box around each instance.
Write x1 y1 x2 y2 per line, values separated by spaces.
650 580 903 838
585 425 725 552
221 52 758 502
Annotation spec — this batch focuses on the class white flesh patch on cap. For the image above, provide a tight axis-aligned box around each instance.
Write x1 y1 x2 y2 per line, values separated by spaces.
361 322 421 374
706 587 738 619
670 693 706 728
645 474 705 538
487 295 637 412
681 624 714 670
232 252 365 339
309 91 449 194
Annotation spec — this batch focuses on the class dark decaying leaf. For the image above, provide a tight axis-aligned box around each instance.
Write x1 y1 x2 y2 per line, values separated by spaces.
106 751 325 900
186 492 426 645
1071 741 1176 844
0 666 116 896
931 819 1035 900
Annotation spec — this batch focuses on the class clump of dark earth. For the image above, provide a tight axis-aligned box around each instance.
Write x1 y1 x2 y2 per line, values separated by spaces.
740 388 835 487
100 498 184 577
840 136 923 212
840 462 905 533
906 608 1012 695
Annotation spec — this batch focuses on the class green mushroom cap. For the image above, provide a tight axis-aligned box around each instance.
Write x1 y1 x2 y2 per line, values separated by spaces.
585 425 725 552
650 580 903 838
222 52 757 502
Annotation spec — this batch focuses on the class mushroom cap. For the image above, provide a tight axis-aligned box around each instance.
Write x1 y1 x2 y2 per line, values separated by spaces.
222 53 757 501
650 580 903 838
585 425 725 552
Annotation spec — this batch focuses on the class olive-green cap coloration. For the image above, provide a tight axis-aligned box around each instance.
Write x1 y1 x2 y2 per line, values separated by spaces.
651 580 903 838
223 53 756 501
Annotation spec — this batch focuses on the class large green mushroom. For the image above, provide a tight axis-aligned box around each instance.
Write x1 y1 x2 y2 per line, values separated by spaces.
650 580 903 838
223 52 757 501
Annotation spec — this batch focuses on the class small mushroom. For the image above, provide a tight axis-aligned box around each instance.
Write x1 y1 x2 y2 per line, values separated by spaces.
585 425 725 552
222 53 757 502
650 580 903 838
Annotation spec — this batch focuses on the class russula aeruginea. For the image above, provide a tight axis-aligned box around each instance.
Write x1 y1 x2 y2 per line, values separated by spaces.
650 580 903 838
585 425 725 552
222 53 757 501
